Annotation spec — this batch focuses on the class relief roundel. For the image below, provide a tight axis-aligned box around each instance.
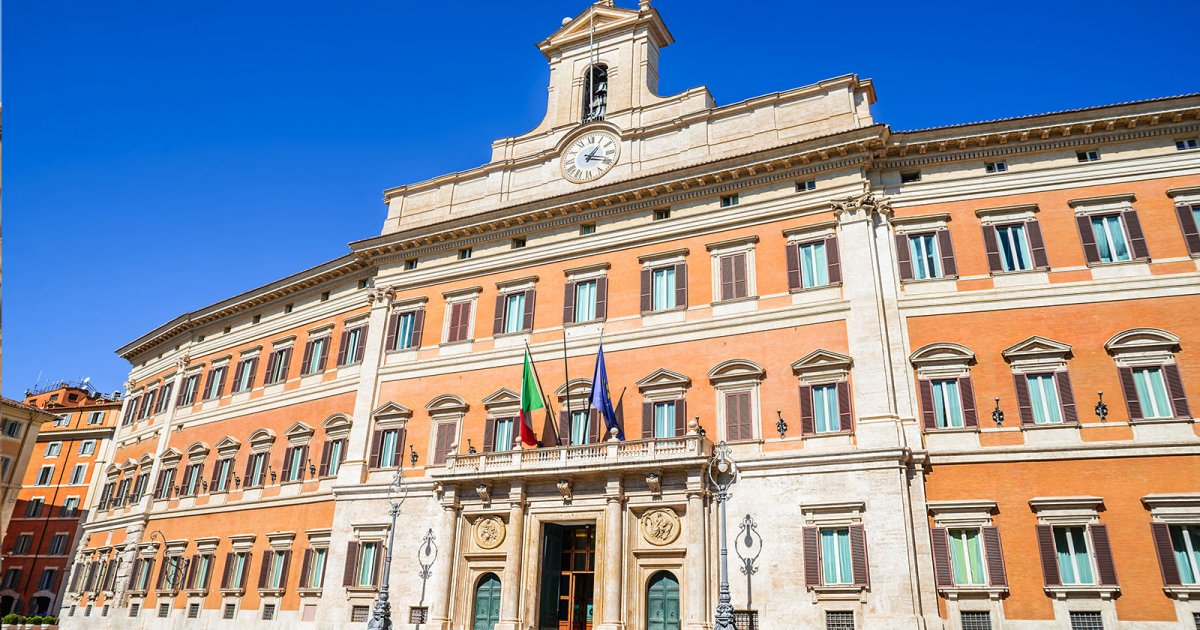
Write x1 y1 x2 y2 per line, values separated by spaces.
473 516 506 550
640 508 681 546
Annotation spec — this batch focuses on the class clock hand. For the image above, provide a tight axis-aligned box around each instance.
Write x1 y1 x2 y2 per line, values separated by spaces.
585 147 600 161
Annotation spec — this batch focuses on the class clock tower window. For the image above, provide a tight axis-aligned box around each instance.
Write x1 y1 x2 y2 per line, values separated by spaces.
582 64 608 123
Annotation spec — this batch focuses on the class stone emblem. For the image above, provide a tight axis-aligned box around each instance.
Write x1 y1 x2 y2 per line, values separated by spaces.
473 516 506 550
640 508 681 546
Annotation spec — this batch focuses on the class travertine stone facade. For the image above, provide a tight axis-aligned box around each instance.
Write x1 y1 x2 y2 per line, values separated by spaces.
61 2 1200 629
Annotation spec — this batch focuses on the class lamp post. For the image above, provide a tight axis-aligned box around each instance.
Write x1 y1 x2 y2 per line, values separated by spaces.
708 441 739 630
367 448 418 630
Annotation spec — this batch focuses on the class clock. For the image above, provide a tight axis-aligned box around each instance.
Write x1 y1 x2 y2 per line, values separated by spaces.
561 131 620 183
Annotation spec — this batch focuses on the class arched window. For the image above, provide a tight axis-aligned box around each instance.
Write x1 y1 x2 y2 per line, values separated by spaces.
646 571 680 630
473 572 502 630
582 64 608 123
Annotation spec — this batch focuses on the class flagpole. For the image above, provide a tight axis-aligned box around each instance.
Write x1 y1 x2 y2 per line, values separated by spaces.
561 330 572 447
524 341 559 447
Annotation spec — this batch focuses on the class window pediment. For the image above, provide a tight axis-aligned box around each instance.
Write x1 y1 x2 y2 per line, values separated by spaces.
555 378 593 401
1029 496 1103 524
708 359 766 385
1142 493 1200 523
1002 336 1072 372
159 447 183 466
284 422 315 445
215 436 242 458
1105 328 1180 359
790 350 852 384
138 453 155 467
322 414 353 438
373 401 412 429
483 388 521 415
636 369 692 393
186 442 211 462
248 429 276 452
426 394 469 417
910 342 975 378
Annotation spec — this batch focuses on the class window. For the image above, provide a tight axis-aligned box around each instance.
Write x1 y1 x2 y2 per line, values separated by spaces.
985 161 1007 173
246 452 268 487
511 237 526 249
825 611 854 630
501 292 527 334
404 258 418 270
356 542 379 587
358 278 370 290
720 194 739 207
187 604 200 619
88 411 104 425
1177 138 1200 150
339 325 368 365
232 356 258 393
1131 367 1172 418
1089 214 1132 263
491 419 515 453
264 347 292 384
445 300 474 343
1054 526 1096 585
908 233 941 279
223 604 237 620
54 414 71 427
723 390 753 442
371 428 404 466
321 439 346 476
131 473 149 502
820 528 853 584
154 383 173 413
1069 611 1104 630
179 374 201 406
947 528 987 585
716 252 749 301
70 464 88 485
569 410 592 446
181 463 204 495
226 552 249 589
305 548 327 588
302 336 329 375
190 554 214 591
130 603 141 617
1077 150 1101 162
320 292 330 302
387 309 423 351
796 179 816 192
580 223 596 235
39 568 57 590
212 458 233 492
351 606 370 622
458 248 472 260
1025 373 1063 424
651 266 677 310
3 568 21 588
49 533 69 555
5 420 23 438
571 280 598 323
653 208 671 221
13 534 32 554
797 240 830 288
283 445 307 482
154 467 177 499
285 302 295 313
811 384 840 434
0 457 9 482
263 604 276 620
25 498 44 517
79 440 96 456
1168 524 1200 585
138 391 156 420
960 611 992 630
46 442 62 457
134 558 155 590
900 171 922 183
930 379 964 428
36 465 54 485
994 223 1032 271
157 603 170 618
653 401 677 438
266 550 289 589
203 365 227 400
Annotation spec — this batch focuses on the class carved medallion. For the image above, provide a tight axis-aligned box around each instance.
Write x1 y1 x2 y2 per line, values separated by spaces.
473 516 506 550
640 508 681 546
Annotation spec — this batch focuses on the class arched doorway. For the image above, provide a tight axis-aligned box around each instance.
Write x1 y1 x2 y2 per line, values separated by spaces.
473 572 502 630
0 595 18 616
646 571 680 630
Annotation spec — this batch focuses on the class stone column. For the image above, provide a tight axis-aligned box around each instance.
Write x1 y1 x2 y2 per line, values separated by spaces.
496 481 526 630
337 286 394 484
597 475 625 630
683 479 709 630
429 486 459 630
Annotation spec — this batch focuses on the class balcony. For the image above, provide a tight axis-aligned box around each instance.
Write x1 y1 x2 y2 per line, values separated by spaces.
433 434 711 481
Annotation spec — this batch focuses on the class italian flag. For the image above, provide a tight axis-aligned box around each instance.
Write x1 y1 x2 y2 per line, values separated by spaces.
518 348 544 447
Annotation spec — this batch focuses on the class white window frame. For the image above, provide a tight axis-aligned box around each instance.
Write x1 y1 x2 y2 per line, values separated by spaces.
706 236 759 304
708 359 765 443
441 287 481 345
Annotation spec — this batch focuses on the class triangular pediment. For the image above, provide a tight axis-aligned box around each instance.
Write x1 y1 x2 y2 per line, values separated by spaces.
790 350 853 374
373 401 413 419
284 422 315 439
214 436 241 451
1002 336 1072 362
159 447 183 463
540 3 656 51
482 388 521 407
636 368 691 391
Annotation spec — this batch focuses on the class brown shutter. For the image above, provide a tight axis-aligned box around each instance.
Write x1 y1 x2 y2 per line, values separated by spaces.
930 528 954 588
299 549 313 589
232 361 245 391
849 524 870 587
342 542 359 587
1036 524 1060 586
202 555 214 589
825 236 842 284
982 225 1003 273
156 558 169 590
802 526 820 587
719 255 735 301
493 294 506 335
1056 371 1078 423
410 309 425 348
563 282 576 324
319 442 332 477
186 555 199 589
1163 364 1191 418
1090 524 1118 586
589 409 601 443
937 229 957 277
640 268 652 312
522 289 536 331
982 526 1008 588
919 379 936 430
279 347 292 381
837 381 853 432
724 392 749 441
674 399 687 436
210 462 223 488
1014 373 1034 425
1151 522 1182 586
246 358 257 389
483 418 497 452
279 550 292 591
642 402 654 439
594 277 608 320
1026 220 1049 268
786 243 802 291
959 376 978 428
368 430 383 468
674 263 688 307
281 447 294 481
257 551 271 589
336 331 349 366
1176 205 1200 255
354 325 368 362
734 253 748 298
203 370 216 400
434 423 456 463
799 385 814 435
558 411 571 445
1123 209 1149 259
1076 215 1101 264
221 552 234 589
302 340 316 374
384 312 400 351
1118 366 1142 421
447 302 462 343
373 544 384 587
895 233 913 280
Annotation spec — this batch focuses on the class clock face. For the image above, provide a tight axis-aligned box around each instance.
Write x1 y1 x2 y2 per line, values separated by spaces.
561 132 620 183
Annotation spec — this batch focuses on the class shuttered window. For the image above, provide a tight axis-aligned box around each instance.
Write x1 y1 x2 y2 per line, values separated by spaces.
303 547 327 589
574 281 597 322
356 542 379 587
303 337 329 374
320 439 346 476
948 529 987 585
1170 525 1200 585
231 357 257 393
820 528 853 585
493 419 515 453
651 267 677 310
812 385 839 434
446 301 474 343
717 252 749 301
211 458 233 492
1054 526 1096 585
388 311 420 350
653 401 677 438
504 293 526 334
724 391 753 441
799 241 829 287
1090 214 1132 262
931 380 964 428
204 365 227 400
994 224 1032 271
1026 374 1063 424
431 423 457 464
1132 367 1173 418
570 410 592 445
909 233 941 279
373 429 401 468
338 325 368 366
1176 204 1200 255
246 452 268 487
264 348 291 385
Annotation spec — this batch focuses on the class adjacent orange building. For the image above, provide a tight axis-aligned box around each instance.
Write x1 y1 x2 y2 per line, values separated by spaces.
60 2 1200 629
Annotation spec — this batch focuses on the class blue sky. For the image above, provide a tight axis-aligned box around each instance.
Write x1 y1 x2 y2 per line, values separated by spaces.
4 0 1197 397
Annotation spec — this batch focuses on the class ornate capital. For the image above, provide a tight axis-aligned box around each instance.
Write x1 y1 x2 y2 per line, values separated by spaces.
174 354 191 370
367 284 397 306
832 191 893 222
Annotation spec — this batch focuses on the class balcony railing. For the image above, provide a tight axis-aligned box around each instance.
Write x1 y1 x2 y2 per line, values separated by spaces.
439 434 709 476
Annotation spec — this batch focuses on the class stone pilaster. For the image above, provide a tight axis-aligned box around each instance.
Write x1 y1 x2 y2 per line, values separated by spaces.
597 474 625 630
337 285 393 485
683 473 709 630
429 485 459 630
496 481 526 630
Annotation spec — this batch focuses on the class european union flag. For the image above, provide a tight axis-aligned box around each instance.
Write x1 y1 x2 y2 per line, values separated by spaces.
588 344 623 441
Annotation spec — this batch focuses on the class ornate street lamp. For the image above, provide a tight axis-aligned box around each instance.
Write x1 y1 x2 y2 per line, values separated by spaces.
708 441 740 630
366 448 418 630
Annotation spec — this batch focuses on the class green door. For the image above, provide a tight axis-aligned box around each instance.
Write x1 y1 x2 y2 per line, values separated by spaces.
646 571 680 630
473 573 502 630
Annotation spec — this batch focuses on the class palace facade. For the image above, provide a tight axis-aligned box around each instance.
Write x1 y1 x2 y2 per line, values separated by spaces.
62 2 1200 629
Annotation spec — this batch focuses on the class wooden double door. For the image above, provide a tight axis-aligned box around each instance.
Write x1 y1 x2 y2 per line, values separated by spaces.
538 524 596 630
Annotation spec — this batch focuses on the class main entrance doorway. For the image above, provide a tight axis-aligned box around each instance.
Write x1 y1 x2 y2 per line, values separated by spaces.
646 571 680 630
538 524 596 630
473 573 502 630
